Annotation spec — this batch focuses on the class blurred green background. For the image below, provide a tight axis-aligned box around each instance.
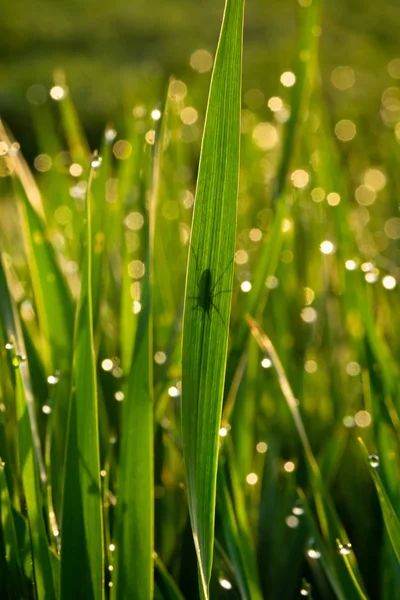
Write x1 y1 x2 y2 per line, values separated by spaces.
1 0 400 159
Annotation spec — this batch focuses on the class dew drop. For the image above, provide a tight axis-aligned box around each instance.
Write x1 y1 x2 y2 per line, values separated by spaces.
5 342 13 350
0 461 5 471
300 581 311 596
42 405 52 415
219 578 232 590
292 500 304 516
338 542 352 555
91 156 102 169
12 354 26 368
168 386 180 398
368 454 379 468
105 128 117 142
47 374 59 385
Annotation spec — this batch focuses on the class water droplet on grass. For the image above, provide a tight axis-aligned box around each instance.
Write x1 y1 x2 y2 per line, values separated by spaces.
105 128 117 142
368 454 379 468
91 156 102 169
292 500 304 515
338 542 352 555
219 578 232 590
307 548 321 559
12 354 26 367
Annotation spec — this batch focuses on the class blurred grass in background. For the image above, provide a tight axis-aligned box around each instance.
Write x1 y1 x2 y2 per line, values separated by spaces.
1 0 400 159
1 0 400 598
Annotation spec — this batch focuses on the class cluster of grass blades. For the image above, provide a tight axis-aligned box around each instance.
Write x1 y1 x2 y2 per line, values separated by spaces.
1 0 400 598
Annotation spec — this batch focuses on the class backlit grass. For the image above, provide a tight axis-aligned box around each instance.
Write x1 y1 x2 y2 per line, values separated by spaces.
1 0 400 598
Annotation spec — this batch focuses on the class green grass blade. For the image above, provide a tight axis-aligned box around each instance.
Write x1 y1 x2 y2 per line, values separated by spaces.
298 489 347 600
112 106 166 600
14 359 56 598
60 164 104 600
0 252 47 500
358 438 400 564
90 132 113 332
181 0 244 596
247 316 368 599
154 554 185 600
217 462 262 600
0 464 26 596
53 71 90 166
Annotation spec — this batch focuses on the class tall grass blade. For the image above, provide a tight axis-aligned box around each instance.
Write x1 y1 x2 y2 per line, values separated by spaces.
14 357 56 598
112 105 166 600
181 0 244 596
60 163 104 600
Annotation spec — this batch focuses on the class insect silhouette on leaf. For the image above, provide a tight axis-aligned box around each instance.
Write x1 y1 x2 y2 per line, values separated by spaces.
187 246 234 326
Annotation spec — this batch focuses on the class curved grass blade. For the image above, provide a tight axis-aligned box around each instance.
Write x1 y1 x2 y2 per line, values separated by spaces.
60 163 104 600
0 253 47 498
181 1 244 596
14 357 56 599
358 438 400 564
247 316 368 599
154 554 185 600
1 125 74 513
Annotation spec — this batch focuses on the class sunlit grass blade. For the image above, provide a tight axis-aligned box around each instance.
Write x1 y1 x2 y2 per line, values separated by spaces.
118 122 147 372
0 122 74 371
112 177 154 600
1 127 74 514
181 0 244 596
112 105 166 600
54 71 90 166
14 356 56 598
90 134 113 332
60 164 104 600
358 438 400 564
0 252 47 498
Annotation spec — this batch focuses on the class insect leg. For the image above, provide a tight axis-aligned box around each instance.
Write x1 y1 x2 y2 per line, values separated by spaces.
210 257 234 293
